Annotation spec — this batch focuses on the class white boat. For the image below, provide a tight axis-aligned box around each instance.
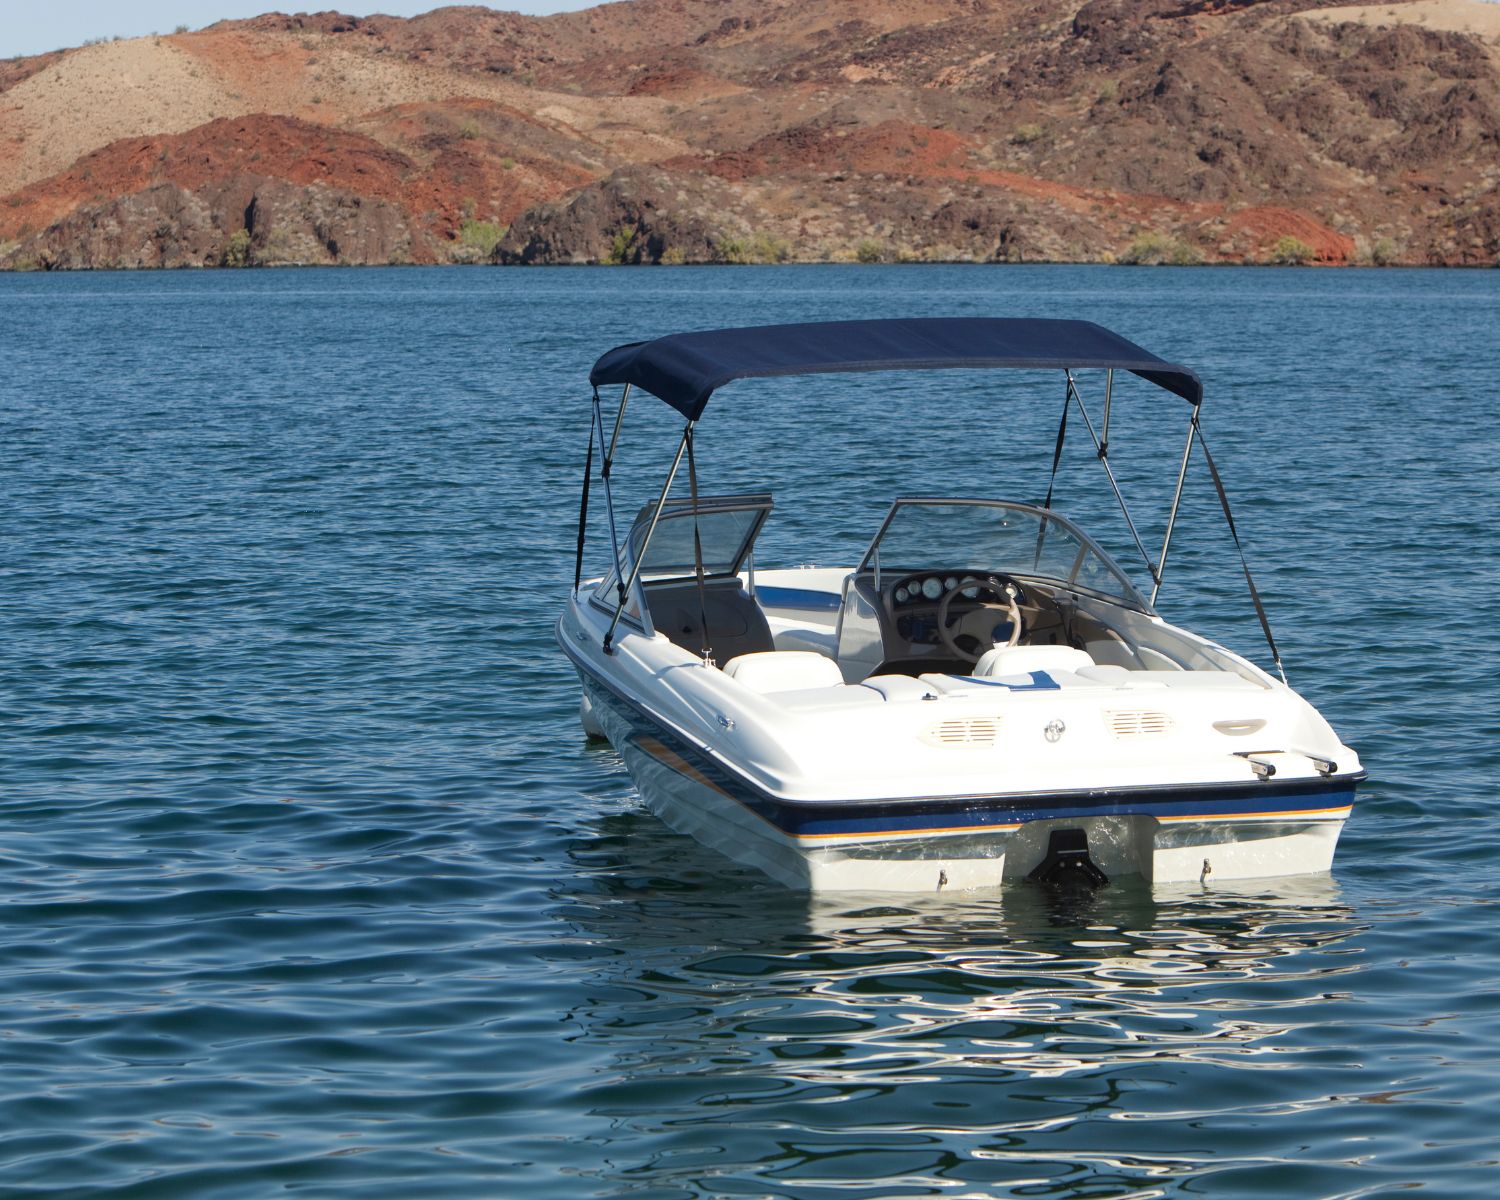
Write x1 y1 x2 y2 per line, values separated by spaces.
558 318 1361 892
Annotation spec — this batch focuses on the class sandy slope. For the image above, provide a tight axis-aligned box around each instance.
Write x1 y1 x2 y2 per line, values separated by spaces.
0 26 691 198
1301 0 1500 40
0 38 242 196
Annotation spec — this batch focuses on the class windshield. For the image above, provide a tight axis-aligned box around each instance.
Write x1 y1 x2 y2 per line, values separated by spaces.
591 493 771 626
860 499 1148 609
631 504 765 580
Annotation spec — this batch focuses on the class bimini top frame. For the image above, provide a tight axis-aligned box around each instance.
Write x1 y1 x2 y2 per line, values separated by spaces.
577 318 1283 681
590 317 1202 420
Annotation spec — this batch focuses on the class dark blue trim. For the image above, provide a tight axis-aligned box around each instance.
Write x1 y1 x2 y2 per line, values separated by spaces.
566 643 1360 842
954 670 1061 691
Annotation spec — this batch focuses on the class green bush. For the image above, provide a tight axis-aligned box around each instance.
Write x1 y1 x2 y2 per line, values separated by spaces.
713 230 791 264
1270 235 1315 265
220 228 252 268
606 225 639 265
1168 240 1204 266
1011 123 1044 145
1116 232 1204 266
1119 231 1168 265
854 238 884 264
459 218 506 256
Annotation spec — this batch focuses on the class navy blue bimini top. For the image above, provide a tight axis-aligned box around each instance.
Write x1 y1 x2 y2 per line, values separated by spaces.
589 317 1202 420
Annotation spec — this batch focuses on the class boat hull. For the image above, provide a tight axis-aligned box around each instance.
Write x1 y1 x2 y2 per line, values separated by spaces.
578 669 1354 893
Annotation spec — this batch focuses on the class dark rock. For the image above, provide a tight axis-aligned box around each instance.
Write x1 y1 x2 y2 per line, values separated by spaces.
497 167 721 264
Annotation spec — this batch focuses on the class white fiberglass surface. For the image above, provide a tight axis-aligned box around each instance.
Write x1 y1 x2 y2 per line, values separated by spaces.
863 500 1145 609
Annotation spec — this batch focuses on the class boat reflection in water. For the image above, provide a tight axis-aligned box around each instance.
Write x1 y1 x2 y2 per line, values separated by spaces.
554 811 1369 1197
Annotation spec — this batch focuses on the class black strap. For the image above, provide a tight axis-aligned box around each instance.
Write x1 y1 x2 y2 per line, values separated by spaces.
1196 419 1286 683
1042 379 1070 511
574 399 596 594
685 425 714 666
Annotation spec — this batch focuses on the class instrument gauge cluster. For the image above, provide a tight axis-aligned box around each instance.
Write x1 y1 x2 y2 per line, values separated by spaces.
890 573 984 608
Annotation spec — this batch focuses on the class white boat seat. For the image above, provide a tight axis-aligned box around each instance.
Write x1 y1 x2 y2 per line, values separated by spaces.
1075 664 1132 683
974 644 1094 678
768 685 885 712
723 650 843 694
920 671 1073 695
859 674 937 702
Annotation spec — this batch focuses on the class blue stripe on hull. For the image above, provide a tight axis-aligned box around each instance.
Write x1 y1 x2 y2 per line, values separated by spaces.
576 665 1358 843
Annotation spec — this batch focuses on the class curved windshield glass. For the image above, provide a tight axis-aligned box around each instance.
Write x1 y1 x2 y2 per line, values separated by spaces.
860 499 1148 610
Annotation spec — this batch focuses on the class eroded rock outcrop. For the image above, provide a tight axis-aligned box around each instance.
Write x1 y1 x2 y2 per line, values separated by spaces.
1 0 1497 268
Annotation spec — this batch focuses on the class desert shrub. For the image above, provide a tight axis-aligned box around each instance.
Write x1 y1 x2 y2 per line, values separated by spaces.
220 229 252 268
713 231 790 264
1270 235 1315 265
458 120 480 140
500 157 516 170
660 246 687 265
1116 232 1203 265
459 218 506 256
854 238 884 263
1169 240 1204 266
1368 236 1399 266
1011 123 1043 145
1118 231 1171 264
606 225 639 265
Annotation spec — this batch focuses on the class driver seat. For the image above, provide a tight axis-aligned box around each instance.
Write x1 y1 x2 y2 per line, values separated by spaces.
974 644 1093 678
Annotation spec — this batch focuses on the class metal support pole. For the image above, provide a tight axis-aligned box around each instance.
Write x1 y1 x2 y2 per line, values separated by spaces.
1152 415 1198 606
606 383 631 466
1067 372 1160 588
1100 368 1113 460
593 393 627 606
603 425 691 654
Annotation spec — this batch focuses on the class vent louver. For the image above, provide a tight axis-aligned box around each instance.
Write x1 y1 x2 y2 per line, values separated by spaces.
923 718 1001 747
1108 710 1174 738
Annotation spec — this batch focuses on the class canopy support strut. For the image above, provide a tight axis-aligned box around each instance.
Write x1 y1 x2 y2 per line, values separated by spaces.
603 424 689 655
573 392 597 595
685 424 714 667
1194 418 1287 683
1152 416 1197 606
1067 371 1161 590
595 388 629 610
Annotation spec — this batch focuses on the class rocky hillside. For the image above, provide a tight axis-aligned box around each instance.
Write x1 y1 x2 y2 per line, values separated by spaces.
1 0 1497 268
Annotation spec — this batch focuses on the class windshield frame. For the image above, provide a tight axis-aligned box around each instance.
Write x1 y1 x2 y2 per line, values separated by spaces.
856 496 1154 614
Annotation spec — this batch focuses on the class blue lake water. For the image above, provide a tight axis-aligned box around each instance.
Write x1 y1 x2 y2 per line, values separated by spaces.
2 263 1498 1198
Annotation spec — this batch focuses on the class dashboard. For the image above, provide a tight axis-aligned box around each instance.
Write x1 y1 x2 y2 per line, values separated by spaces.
884 571 1030 649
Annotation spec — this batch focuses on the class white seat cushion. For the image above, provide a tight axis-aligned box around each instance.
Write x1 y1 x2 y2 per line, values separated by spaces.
723 650 844 694
859 674 937 702
973 644 1094 678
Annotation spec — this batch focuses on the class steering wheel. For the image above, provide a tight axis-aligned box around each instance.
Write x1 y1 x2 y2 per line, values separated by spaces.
937 574 1024 663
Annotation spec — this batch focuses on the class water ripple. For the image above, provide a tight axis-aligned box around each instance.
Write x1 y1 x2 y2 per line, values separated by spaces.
2 264 1498 1197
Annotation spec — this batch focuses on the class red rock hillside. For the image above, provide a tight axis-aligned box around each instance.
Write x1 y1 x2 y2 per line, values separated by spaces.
0 0 1497 268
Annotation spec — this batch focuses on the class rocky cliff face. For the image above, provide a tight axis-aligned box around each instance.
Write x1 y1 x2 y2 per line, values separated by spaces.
1 0 1496 269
